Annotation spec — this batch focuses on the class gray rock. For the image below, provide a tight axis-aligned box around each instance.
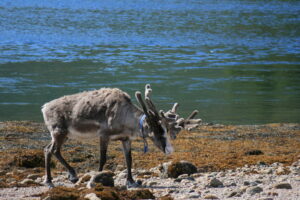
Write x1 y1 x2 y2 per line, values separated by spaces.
250 182 258 186
7 178 16 183
148 181 158 186
204 194 219 199
84 193 101 200
208 178 224 188
191 173 202 178
42 196 51 200
178 174 189 178
243 181 250 186
27 174 40 180
227 187 247 197
227 191 238 198
260 168 273 174
276 166 289 175
76 173 92 185
273 182 292 189
217 172 226 177
87 171 114 188
189 193 201 198
290 166 300 174
20 178 36 185
228 182 237 187
247 186 263 195
175 176 195 183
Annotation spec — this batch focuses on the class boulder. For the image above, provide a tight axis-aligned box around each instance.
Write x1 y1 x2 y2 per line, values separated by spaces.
160 161 197 178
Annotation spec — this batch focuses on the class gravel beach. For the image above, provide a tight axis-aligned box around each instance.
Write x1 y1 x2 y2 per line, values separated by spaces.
0 121 299 199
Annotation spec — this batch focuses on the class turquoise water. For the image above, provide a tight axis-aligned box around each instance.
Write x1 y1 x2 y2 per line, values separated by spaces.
0 0 300 124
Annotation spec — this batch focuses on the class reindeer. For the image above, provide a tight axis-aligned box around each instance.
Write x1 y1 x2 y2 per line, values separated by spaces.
42 84 201 188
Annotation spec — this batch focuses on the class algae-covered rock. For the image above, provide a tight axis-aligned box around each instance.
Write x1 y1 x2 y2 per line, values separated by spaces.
162 161 197 178
122 189 155 200
159 195 174 200
14 150 45 168
41 186 80 200
245 149 264 156
87 171 115 188
94 187 120 200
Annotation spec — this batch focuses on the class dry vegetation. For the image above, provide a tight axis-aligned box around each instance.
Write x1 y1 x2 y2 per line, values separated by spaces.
0 121 299 189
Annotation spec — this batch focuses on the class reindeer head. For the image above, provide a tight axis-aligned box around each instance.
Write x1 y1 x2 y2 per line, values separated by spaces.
160 103 202 139
135 84 173 154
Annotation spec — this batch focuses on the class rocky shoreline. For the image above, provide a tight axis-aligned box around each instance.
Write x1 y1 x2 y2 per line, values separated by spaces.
0 121 299 199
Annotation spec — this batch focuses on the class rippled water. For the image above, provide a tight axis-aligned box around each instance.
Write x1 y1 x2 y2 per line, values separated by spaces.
0 0 300 124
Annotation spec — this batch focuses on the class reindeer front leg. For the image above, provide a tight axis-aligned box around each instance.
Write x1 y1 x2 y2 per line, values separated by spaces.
121 139 139 188
99 136 109 171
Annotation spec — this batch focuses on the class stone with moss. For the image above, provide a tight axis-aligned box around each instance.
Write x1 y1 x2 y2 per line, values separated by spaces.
164 161 197 178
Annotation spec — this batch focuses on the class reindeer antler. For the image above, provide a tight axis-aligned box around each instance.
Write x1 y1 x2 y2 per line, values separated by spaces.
181 110 202 131
137 84 202 140
162 103 202 139
144 84 160 118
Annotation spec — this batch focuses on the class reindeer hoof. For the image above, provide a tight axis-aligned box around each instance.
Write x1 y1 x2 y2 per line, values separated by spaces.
44 180 55 188
68 174 79 183
126 181 142 188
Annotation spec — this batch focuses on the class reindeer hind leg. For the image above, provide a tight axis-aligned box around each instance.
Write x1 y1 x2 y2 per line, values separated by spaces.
44 142 54 187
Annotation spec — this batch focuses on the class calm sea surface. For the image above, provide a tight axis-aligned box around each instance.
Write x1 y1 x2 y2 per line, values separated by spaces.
0 0 299 124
